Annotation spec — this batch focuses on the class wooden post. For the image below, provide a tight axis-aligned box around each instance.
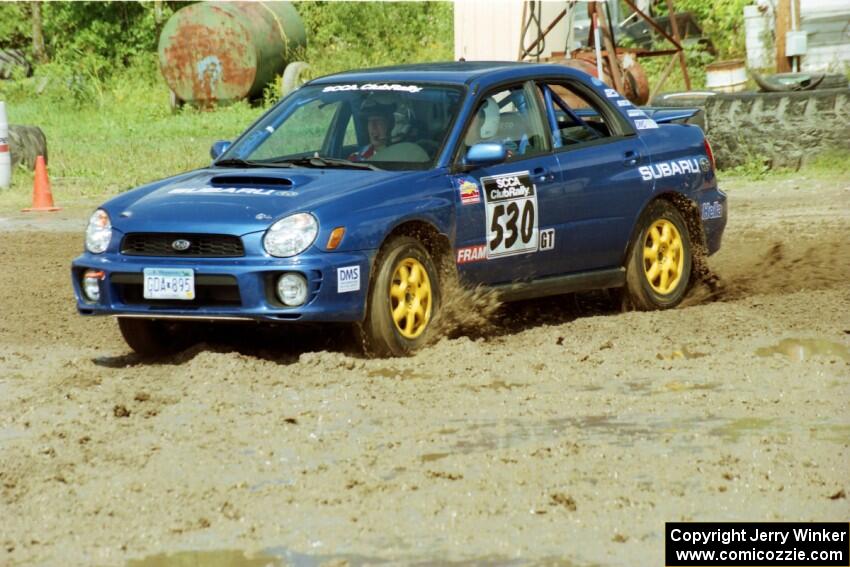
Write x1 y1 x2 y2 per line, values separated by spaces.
775 0 791 72
31 2 46 63
596 3 624 92
665 0 691 90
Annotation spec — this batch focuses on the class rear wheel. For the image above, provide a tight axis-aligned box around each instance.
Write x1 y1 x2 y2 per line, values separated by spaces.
624 200 693 310
117 318 195 357
357 236 440 357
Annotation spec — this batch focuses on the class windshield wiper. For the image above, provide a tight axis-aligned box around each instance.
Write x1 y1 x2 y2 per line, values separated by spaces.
214 158 294 169
268 156 381 171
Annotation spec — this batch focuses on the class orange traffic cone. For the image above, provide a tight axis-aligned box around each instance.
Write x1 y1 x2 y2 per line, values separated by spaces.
22 155 60 212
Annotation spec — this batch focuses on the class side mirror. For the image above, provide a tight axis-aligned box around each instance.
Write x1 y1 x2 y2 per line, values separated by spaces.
210 140 231 160
465 143 507 167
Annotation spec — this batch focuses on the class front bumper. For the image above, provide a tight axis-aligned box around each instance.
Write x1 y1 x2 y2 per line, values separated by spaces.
71 248 375 323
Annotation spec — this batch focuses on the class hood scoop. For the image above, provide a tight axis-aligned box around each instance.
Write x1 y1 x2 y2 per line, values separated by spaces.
210 175 294 188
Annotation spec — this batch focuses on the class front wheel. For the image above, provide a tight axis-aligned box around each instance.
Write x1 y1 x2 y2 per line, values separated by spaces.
117 317 195 357
624 200 693 310
357 236 440 357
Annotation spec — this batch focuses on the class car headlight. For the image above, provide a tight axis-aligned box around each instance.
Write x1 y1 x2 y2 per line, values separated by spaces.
263 213 318 257
85 209 112 254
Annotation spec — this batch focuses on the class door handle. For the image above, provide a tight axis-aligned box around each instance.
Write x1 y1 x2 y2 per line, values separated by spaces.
532 166 554 183
623 151 640 167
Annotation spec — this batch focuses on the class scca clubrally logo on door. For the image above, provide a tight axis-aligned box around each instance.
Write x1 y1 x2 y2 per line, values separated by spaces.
481 171 539 259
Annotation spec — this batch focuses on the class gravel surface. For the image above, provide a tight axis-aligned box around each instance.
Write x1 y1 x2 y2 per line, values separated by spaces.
0 175 848 566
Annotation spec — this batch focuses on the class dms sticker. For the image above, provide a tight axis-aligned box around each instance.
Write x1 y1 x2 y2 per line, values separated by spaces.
701 201 723 220
456 244 486 265
539 228 555 251
639 159 700 181
635 119 659 130
617 99 632 107
169 187 298 197
337 265 360 293
456 179 481 205
604 88 619 98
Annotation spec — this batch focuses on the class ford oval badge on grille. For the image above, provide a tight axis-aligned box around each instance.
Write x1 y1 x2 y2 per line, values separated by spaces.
172 239 191 251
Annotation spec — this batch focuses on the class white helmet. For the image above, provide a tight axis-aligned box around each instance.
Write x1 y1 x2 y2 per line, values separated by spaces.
465 97 500 146
478 97 500 138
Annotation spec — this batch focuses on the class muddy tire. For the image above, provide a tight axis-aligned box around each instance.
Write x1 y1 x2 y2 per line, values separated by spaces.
117 317 194 357
624 200 693 310
357 236 440 358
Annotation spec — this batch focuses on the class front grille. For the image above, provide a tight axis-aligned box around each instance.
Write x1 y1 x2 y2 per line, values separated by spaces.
111 273 241 307
121 233 244 257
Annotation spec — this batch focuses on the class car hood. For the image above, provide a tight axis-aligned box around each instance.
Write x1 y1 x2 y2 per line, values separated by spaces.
110 167 404 235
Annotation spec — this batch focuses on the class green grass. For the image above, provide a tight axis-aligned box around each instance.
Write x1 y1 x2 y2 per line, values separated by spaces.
1 72 263 211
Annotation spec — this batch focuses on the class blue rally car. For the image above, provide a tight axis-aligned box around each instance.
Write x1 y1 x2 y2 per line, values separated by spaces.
72 62 726 357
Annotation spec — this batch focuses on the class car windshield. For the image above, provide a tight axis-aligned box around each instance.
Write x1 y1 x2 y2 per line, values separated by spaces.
220 83 465 171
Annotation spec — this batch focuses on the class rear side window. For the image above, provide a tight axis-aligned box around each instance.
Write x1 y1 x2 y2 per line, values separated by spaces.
539 82 618 148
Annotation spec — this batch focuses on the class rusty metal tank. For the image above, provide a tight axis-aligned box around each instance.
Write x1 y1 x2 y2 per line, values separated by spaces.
158 1 306 106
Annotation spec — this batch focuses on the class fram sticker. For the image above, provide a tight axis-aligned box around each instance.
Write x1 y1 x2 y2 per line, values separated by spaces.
456 179 481 205
337 265 360 293
539 228 555 251
617 99 632 107
634 119 659 130
456 245 486 265
604 88 619 98
322 83 422 93
701 201 723 220
627 109 647 118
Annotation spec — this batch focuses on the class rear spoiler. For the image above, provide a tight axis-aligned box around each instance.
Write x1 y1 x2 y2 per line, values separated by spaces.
639 107 701 123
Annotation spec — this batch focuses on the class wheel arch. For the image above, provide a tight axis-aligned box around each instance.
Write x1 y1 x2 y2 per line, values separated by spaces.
623 192 706 272
379 219 453 272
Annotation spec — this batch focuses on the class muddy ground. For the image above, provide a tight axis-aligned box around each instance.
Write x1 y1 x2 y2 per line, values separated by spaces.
0 174 848 566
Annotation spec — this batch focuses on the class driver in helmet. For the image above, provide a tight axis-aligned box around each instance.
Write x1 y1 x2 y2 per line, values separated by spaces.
349 96 396 161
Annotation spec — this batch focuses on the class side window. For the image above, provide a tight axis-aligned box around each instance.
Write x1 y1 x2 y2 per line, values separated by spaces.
461 82 550 162
541 82 613 148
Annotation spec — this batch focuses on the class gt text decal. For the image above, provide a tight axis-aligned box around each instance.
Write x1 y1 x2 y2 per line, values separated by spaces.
337 265 360 293
322 83 423 94
539 228 555 251
456 244 486 265
482 172 539 259
456 178 481 205
701 201 723 220
639 159 700 181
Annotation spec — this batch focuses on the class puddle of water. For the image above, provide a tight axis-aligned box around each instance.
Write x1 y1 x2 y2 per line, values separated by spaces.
755 338 850 363
809 424 850 444
128 549 282 567
709 418 775 442
367 367 431 380
656 346 708 361
420 452 450 462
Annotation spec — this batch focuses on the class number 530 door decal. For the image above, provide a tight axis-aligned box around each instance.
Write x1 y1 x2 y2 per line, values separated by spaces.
481 171 539 259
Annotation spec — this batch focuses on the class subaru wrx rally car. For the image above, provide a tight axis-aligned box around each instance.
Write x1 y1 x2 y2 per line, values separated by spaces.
72 62 726 357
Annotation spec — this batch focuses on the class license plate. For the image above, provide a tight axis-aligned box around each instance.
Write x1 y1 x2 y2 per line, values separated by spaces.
143 268 195 300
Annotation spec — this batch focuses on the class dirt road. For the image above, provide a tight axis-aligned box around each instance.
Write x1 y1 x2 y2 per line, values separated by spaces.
1 174 848 566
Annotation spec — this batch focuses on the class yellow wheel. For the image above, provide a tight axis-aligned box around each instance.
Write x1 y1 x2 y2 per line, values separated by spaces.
625 200 693 310
389 258 433 339
358 236 440 357
642 219 685 295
